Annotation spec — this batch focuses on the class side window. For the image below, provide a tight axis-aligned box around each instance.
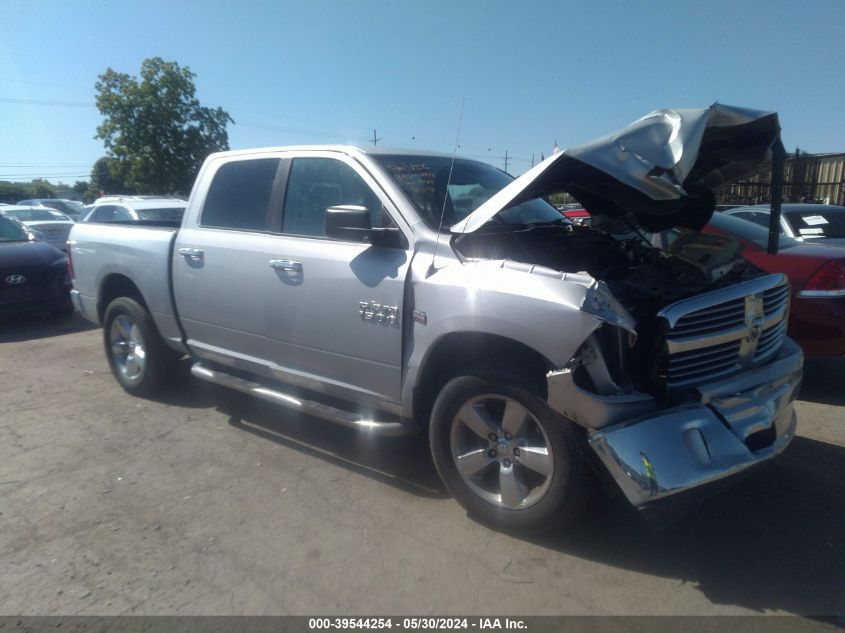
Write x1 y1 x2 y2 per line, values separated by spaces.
113 206 133 221
92 205 117 222
282 157 393 238
201 158 280 231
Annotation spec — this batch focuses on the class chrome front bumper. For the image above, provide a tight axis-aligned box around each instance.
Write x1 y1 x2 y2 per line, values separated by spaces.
548 338 803 508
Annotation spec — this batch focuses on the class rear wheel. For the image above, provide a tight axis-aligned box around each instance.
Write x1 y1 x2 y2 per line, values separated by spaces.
103 297 180 397
429 373 588 532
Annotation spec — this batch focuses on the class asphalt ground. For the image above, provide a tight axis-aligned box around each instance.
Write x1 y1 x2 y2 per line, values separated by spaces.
0 311 843 617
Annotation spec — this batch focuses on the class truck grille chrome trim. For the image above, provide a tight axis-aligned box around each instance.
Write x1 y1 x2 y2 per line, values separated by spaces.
657 274 790 388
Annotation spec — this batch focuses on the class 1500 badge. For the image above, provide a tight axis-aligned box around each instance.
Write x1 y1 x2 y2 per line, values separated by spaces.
359 301 399 326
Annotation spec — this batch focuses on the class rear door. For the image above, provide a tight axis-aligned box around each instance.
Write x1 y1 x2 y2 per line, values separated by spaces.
173 156 284 370
263 152 412 406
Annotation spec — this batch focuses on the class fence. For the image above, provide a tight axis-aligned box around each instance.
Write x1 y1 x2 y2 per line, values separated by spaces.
716 151 845 206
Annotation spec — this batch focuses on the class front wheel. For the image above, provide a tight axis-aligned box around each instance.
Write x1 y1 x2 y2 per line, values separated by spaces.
102 297 180 397
429 373 588 532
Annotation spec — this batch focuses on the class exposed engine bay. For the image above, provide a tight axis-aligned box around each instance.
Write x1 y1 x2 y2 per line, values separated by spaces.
453 220 766 399
453 221 756 314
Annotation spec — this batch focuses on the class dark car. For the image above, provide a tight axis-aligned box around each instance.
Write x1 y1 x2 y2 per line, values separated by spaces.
0 214 73 316
702 212 845 356
723 203 845 245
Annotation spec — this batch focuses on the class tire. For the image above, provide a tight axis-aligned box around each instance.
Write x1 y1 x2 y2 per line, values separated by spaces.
429 372 588 532
102 297 180 397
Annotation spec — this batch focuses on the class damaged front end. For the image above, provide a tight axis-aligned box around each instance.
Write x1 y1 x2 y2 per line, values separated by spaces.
547 274 802 513
450 103 802 517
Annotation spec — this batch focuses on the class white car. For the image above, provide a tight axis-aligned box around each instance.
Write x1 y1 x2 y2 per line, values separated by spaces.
82 196 186 225
17 198 86 222
0 205 74 251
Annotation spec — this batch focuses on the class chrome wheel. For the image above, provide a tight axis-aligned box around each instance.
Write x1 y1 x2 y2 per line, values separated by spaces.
109 315 146 382
450 394 554 510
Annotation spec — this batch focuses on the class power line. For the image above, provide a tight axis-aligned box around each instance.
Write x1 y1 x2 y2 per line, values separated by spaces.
0 77 90 90
0 97 95 107
234 119 371 143
0 173 91 179
0 163 92 167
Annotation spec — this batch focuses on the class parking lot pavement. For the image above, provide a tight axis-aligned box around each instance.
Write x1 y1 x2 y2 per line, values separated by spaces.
0 312 843 616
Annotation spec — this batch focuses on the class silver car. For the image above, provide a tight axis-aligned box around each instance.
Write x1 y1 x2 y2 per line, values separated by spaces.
1 205 74 251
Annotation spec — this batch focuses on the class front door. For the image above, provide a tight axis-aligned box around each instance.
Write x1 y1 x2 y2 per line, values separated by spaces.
264 154 411 407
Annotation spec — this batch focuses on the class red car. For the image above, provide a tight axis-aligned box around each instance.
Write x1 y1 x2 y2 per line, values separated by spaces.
559 207 591 225
703 212 845 356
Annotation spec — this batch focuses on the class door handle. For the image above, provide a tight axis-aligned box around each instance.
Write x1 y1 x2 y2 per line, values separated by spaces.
269 259 302 272
178 247 204 262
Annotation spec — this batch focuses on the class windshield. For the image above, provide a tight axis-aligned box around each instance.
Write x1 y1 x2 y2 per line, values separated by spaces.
784 207 845 239
0 216 30 242
373 155 564 231
5 209 68 222
709 212 798 250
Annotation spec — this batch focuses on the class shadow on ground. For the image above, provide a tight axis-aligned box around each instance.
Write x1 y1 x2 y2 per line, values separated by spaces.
198 354 844 617
209 372 843 615
799 356 845 406
528 436 845 616
218 392 446 499
0 310 96 343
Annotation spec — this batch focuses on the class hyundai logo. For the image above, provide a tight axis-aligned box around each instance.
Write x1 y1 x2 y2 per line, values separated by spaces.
4 274 26 285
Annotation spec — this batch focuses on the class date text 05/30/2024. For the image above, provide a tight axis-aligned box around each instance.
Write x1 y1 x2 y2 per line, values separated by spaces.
308 618 527 630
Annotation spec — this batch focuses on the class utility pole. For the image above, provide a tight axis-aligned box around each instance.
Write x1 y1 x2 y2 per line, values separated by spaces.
504 150 509 174
372 129 382 146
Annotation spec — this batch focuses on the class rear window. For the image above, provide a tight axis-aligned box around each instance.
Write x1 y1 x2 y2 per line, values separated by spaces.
0 216 29 241
5 209 68 222
135 207 185 222
784 207 845 239
201 159 280 231
708 212 798 250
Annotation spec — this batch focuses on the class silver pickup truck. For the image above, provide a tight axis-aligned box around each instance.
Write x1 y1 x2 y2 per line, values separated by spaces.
70 104 802 531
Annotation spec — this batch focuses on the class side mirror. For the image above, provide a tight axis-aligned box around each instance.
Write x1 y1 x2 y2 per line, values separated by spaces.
325 205 372 241
324 205 401 247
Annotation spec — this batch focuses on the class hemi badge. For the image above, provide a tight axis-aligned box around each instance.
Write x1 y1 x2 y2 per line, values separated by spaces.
412 310 427 325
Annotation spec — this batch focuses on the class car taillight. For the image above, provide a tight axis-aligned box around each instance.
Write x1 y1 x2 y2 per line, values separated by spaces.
798 259 845 297
66 242 75 279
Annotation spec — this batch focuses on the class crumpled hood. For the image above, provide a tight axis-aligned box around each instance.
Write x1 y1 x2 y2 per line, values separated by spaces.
452 104 780 233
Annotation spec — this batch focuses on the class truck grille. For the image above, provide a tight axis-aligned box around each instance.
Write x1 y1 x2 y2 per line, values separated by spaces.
657 274 790 388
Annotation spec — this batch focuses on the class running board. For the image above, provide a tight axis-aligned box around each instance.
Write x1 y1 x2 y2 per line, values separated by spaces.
190 362 414 437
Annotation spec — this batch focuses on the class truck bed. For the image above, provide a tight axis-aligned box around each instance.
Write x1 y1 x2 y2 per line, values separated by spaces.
69 222 184 349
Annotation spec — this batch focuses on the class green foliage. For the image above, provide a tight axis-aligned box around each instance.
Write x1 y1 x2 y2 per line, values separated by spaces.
89 156 134 200
95 57 233 195
0 180 57 203
546 192 579 207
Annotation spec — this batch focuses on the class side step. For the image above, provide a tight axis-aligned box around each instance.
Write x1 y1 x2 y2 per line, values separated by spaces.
191 362 415 437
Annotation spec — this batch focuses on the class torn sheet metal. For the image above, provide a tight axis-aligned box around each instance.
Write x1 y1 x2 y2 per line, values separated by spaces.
452 104 780 233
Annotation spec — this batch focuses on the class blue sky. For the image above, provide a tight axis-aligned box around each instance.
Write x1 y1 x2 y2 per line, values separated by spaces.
1 0 843 183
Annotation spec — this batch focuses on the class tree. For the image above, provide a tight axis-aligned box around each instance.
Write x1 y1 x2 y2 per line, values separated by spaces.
88 156 134 199
0 180 56 203
95 57 233 195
